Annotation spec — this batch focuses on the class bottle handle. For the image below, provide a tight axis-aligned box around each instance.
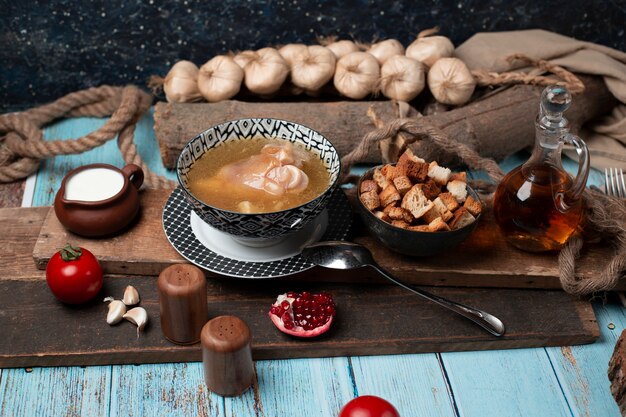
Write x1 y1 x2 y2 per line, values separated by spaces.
558 133 589 210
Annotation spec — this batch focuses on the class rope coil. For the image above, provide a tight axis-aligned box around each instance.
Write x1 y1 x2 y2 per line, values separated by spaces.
0 85 174 188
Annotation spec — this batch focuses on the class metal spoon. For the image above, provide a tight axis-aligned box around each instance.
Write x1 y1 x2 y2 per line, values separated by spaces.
301 241 505 337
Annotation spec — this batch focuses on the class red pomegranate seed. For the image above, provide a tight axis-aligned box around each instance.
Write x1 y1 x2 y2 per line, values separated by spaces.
281 300 290 310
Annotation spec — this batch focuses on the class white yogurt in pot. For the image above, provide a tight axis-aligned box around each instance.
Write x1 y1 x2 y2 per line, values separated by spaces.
64 167 125 202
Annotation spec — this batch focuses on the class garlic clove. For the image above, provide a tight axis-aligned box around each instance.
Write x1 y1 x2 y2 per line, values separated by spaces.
123 307 148 337
105 299 127 325
122 285 140 306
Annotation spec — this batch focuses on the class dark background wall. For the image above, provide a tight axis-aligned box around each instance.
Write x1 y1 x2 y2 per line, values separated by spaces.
2 0 625 112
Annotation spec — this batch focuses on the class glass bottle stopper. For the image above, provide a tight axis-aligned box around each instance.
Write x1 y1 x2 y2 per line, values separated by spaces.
539 85 572 130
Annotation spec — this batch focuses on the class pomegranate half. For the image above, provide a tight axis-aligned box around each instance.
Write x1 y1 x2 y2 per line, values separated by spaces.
269 291 336 337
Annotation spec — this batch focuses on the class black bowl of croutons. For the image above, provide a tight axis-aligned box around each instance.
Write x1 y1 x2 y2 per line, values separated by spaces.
356 150 482 257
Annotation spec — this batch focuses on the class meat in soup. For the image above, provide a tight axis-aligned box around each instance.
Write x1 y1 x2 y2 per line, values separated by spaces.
187 138 330 213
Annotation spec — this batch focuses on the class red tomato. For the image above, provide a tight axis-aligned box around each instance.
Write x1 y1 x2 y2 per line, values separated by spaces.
46 243 103 304
339 395 400 417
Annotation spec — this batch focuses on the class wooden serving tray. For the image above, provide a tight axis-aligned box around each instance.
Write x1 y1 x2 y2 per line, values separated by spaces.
0 202 600 367
30 189 622 290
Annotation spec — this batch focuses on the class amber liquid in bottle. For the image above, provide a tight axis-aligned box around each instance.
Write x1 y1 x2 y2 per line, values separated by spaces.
493 163 583 252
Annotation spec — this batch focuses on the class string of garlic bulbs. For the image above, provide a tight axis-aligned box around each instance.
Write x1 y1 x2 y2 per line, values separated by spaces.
160 33 486 106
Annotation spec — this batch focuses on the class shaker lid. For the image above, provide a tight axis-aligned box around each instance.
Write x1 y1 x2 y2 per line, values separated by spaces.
157 264 206 296
201 316 251 353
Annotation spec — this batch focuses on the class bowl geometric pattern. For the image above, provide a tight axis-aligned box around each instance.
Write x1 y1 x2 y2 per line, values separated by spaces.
176 118 341 241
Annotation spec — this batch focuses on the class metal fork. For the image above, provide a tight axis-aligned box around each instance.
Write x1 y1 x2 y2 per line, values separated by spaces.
605 167 626 198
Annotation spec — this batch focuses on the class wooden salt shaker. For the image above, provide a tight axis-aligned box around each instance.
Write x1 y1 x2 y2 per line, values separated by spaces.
201 315 254 396
157 264 208 345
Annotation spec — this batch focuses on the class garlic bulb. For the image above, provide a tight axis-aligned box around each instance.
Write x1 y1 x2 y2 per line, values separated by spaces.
406 35 454 68
427 57 476 106
281 45 336 91
234 48 289 95
333 52 380 100
198 55 244 102
367 39 405 65
278 43 309 66
326 40 360 59
380 55 425 102
163 60 203 103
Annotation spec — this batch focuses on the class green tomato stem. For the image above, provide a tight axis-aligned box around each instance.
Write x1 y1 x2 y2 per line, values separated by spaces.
60 242 83 261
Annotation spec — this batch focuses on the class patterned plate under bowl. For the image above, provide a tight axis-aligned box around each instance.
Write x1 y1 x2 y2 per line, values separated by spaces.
162 188 352 278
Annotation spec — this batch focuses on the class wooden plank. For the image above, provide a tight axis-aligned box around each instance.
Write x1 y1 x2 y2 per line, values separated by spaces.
227 358 354 417
441 348 573 417
548 301 624 417
0 207 48 281
110 363 224 417
29 188 621 290
350 354 457 417
0 274 598 368
0 366 111 417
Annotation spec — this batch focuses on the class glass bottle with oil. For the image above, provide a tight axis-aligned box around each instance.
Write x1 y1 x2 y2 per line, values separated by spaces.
493 85 590 252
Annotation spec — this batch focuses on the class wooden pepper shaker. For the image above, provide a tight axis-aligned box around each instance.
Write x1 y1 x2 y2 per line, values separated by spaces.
157 264 208 345
201 315 254 396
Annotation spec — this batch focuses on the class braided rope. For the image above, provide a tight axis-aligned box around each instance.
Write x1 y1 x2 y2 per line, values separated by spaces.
0 85 174 188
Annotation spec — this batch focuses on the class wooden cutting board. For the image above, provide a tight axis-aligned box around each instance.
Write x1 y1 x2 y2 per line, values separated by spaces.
0 203 600 367
29 188 622 290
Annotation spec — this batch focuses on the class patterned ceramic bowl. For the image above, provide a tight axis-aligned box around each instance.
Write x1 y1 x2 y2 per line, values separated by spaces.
176 118 341 247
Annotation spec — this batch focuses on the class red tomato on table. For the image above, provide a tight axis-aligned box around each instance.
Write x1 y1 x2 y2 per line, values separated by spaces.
46 243 103 304
339 395 400 417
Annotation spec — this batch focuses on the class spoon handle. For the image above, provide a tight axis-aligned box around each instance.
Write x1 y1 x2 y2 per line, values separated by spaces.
372 265 505 337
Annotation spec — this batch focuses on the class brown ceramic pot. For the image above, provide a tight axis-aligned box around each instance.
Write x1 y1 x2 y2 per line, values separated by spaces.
54 163 143 237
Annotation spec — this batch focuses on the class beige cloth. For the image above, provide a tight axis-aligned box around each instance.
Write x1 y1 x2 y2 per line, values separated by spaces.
455 29 626 170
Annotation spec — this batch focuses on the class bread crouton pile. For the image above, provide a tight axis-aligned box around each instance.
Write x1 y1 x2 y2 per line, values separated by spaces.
359 149 482 232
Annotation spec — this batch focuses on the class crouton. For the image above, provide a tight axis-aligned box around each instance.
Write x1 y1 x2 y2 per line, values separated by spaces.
383 203 396 214
422 202 453 224
408 224 431 232
360 190 381 211
391 220 410 229
381 164 401 181
428 217 451 232
438 192 460 212
420 179 441 200
397 158 429 183
387 206 415 223
432 197 454 221
446 179 468 203
373 168 390 189
463 195 482 217
448 207 476 230
402 148 426 163
360 179 379 194
401 185 434 220
427 161 451 185
374 211 391 222
392 175 413 196
379 184 402 207
450 171 467 182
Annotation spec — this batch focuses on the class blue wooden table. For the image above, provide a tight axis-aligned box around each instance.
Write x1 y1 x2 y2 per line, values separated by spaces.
1 111 623 417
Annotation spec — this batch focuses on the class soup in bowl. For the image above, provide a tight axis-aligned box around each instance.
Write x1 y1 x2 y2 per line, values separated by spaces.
177 118 341 247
